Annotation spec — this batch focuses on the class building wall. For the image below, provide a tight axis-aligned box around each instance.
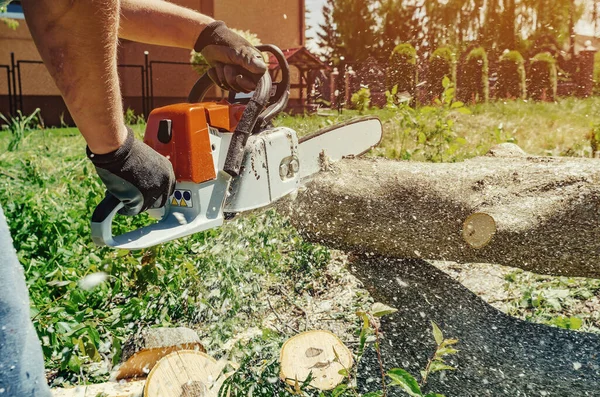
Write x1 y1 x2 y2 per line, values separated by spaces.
0 0 305 123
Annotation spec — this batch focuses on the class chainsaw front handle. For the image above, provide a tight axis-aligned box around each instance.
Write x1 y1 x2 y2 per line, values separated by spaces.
90 174 232 250
187 45 291 177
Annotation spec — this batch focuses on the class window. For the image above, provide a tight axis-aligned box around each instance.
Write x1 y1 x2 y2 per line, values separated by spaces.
2 1 24 19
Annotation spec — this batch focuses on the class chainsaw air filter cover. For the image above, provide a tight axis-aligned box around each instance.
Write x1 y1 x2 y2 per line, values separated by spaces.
144 102 245 184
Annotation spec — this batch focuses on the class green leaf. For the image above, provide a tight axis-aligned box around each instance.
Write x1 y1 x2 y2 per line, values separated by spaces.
331 383 348 397
450 101 464 108
424 394 446 397
436 347 459 357
442 76 450 89
431 321 444 345
387 368 422 396
371 302 398 317
429 361 455 373
67 353 81 373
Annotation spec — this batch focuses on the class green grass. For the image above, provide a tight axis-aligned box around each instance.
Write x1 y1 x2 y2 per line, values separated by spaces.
2 97 600 390
0 126 335 385
276 97 600 161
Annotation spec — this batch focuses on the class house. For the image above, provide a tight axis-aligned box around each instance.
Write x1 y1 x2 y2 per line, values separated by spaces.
0 0 318 125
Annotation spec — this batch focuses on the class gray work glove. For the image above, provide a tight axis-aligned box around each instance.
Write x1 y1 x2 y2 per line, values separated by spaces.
194 20 267 93
87 127 176 216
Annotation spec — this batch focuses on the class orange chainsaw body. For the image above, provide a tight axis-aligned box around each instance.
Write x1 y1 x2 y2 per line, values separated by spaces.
144 101 246 184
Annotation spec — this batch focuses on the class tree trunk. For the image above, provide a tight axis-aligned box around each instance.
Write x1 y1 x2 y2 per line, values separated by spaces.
280 144 600 278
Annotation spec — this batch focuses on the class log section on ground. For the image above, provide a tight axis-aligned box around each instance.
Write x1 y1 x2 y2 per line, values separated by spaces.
115 327 205 380
279 330 353 390
280 144 600 278
144 350 227 397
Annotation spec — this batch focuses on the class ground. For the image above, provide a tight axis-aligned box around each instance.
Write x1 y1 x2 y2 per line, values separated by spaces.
1 97 599 393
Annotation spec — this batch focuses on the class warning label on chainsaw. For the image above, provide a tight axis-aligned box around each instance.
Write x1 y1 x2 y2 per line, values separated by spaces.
171 189 193 208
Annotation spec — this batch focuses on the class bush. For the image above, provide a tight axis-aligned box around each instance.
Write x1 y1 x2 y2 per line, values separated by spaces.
496 50 526 99
387 43 418 101
351 87 371 114
527 52 557 101
593 51 600 96
428 47 456 101
459 47 489 103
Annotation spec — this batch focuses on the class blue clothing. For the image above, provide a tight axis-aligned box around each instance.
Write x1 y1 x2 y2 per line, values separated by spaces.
0 205 51 396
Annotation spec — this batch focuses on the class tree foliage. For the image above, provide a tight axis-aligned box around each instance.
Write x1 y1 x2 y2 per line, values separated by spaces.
317 0 588 62
1 5 19 30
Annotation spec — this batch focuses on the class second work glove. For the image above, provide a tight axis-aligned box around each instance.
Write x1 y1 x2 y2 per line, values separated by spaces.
194 20 267 93
87 128 176 216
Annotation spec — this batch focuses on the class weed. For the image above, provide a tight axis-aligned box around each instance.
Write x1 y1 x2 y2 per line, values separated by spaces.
416 77 471 162
217 304 457 397
124 108 146 126
351 87 372 114
0 109 42 151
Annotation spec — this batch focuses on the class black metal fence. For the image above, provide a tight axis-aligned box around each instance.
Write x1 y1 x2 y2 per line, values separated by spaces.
0 52 203 125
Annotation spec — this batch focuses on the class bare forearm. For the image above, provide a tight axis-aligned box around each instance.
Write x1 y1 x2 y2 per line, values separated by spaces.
119 0 214 49
22 0 126 154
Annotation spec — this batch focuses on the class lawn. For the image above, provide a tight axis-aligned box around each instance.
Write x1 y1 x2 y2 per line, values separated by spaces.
1 97 599 390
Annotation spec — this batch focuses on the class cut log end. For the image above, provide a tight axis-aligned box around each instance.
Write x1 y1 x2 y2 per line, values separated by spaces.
279 330 353 391
144 350 225 397
463 212 496 249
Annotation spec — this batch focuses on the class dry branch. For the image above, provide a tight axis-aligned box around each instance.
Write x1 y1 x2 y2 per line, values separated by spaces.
281 144 600 278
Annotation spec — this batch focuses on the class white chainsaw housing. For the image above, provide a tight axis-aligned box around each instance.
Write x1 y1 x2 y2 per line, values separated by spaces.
93 127 301 250
225 127 300 213
91 117 382 250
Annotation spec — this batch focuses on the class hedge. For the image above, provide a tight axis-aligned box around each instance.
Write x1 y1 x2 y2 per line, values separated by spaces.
496 50 526 99
527 52 557 101
428 47 456 100
387 43 418 99
459 46 489 103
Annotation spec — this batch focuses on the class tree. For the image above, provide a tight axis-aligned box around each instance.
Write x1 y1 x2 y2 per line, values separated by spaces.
316 0 341 64
377 0 420 57
331 0 378 63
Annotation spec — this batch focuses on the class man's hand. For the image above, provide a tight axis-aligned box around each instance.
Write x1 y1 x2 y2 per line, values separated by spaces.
194 21 267 93
87 128 176 216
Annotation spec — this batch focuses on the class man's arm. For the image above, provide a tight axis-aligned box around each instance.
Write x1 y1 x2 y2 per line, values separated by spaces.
119 0 213 49
119 0 267 92
21 0 266 215
22 0 126 154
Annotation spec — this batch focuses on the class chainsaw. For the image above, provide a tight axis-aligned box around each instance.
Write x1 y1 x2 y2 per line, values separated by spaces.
91 45 382 250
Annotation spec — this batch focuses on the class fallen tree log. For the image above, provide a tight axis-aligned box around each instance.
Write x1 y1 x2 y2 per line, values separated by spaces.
281 144 600 278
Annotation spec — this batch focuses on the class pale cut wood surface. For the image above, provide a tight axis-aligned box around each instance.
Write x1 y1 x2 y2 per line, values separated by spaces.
144 350 226 397
279 330 353 390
